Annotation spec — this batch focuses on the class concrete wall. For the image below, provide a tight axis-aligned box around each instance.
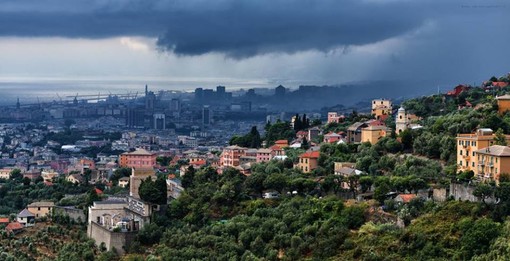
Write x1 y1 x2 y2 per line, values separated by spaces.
88 221 137 255
432 188 448 202
449 183 478 202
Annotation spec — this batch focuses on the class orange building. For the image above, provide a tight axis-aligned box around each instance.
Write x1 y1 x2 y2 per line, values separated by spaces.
220 145 248 167
295 151 320 173
119 149 157 169
456 128 510 172
371 99 392 120
475 145 510 183
496 94 510 114
360 126 390 144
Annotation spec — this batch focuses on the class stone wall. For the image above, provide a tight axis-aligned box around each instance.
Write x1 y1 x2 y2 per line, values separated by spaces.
54 206 87 223
88 221 137 255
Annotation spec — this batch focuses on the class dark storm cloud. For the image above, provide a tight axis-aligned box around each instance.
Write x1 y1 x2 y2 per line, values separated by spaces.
0 0 431 57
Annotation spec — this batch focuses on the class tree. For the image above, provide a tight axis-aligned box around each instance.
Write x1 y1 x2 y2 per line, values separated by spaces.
9 169 22 181
139 176 167 205
494 128 507 146
302 137 310 150
473 183 494 204
359 176 373 193
263 173 288 193
181 166 196 188
86 188 100 206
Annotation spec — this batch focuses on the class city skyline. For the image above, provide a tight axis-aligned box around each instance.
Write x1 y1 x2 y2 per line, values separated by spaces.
0 0 509 90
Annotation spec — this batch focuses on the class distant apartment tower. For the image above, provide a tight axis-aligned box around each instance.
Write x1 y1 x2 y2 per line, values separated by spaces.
202 105 211 127
456 128 510 172
371 99 392 120
153 113 166 130
170 98 181 112
275 85 286 98
126 107 145 128
195 88 204 102
216 86 226 100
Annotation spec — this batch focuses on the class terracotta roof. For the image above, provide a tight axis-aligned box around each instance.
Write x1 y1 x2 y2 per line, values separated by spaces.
191 159 207 166
95 188 103 195
275 140 289 145
493 82 509 88
18 208 35 218
396 194 416 203
0 218 9 223
5 222 23 232
300 151 320 159
476 145 510 156
269 145 282 151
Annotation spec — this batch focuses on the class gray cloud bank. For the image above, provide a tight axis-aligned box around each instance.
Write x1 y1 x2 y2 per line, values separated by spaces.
0 0 509 86
0 0 431 57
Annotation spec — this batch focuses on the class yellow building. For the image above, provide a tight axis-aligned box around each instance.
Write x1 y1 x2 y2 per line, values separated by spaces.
360 126 390 144
371 99 392 119
27 201 55 218
456 128 510 172
496 94 510 114
475 145 510 182
295 151 320 173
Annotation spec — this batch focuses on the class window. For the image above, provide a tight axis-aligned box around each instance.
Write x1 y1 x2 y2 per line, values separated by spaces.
38 207 40 211
459 161 463 166
472 152 475 156
460 150 463 155
472 162 475 167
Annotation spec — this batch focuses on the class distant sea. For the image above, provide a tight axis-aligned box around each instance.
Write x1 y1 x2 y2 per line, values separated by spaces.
0 77 274 106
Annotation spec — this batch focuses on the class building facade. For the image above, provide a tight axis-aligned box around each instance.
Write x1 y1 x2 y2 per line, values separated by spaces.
456 128 510 172
119 149 157 169
475 145 510 182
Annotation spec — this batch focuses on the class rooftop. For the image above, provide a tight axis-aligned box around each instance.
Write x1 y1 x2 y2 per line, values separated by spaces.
476 145 510 156
28 201 55 208
18 208 35 218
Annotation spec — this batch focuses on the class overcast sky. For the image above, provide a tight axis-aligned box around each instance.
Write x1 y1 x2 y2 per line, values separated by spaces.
0 0 509 89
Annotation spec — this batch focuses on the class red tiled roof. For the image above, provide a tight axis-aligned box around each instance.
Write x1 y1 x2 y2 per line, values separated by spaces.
5 222 23 232
95 188 103 195
275 140 289 145
191 159 206 166
493 82 509 88
397 194 416 203
0 218 9 223
300 151 320 159
296 131 307 136
270 145 282 151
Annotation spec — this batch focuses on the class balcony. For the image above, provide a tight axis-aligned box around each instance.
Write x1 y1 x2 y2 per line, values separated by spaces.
478 161 485 166
488 162 494 167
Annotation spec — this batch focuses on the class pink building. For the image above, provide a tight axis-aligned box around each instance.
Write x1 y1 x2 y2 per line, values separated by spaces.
323 132 342 143
256 149 273 163
119 148 157 168
327 112 344 124
220 145 248 167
